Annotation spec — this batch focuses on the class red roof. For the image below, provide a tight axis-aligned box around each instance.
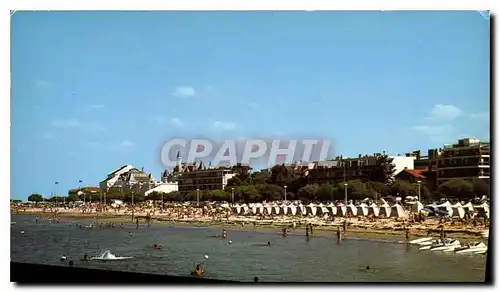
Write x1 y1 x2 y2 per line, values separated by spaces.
401 168 426 179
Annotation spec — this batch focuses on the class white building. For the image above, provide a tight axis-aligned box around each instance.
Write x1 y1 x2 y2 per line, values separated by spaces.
145 182 179 196
389 156 416 176
100 165 158 195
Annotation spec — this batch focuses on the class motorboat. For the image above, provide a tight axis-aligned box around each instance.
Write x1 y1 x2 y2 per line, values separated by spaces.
419 239 444 250
455 242 487 254
409 237 433 245
429 239 461 251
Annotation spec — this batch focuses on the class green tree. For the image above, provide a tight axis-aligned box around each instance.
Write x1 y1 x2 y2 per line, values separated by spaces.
389 180 417 198
317 184 336 202
28 193 43 203
369 155 396 185
250 171 271 185
257 184 285 201
471 178 489 197
297 184 319 202
437 179 475 200
338 180 370 202
239 185 261 202
367 181 390 198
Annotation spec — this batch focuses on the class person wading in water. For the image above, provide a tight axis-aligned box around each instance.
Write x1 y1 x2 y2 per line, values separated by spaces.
191 264 205 276
136 218 139 230
405 227 410 244
336 227 342 244
305 225 310 238
282 226 288 237
221 229 227 239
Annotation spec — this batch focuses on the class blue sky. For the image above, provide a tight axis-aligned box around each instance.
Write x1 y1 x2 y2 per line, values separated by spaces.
11 11 490 200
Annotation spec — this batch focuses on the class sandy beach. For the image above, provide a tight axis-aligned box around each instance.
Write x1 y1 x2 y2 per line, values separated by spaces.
12 205 489 243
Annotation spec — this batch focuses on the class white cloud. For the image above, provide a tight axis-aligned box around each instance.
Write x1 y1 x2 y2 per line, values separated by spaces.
469 111 489 123
212 121 236 131
170 117 184 127
173 86 196 98
425 104 462 121
120 140 135 148
90 104 105 109
35 80 50 88
51 119 81 128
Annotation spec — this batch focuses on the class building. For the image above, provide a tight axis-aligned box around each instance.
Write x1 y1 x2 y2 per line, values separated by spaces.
99 165 158 195
394 167 426 184
144 182 179 196
307 153 415 185
437 138 490 185
177 168 237 196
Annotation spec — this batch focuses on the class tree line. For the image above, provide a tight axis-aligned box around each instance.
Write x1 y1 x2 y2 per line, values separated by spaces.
25 156 490 204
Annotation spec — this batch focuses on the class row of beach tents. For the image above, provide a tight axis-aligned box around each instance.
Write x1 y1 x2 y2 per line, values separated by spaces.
420 201 490 219
229 200 490 219
231 201 408 218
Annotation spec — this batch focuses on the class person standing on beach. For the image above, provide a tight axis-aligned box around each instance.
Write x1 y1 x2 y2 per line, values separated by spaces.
305 225 310 237
405 227 410 244
342 220 347 233
282 226 288 237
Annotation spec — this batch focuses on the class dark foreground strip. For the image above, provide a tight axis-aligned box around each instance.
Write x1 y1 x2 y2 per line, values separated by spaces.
11 262 239 284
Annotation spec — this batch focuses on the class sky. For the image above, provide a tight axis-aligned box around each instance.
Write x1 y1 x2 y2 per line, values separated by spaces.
11 11 490 200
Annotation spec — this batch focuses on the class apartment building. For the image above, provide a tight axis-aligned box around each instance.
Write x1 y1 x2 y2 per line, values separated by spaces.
437 138 490 185
307 154 415 185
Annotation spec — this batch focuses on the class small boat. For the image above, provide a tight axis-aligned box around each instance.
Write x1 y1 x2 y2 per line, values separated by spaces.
11 222 16 225
475 250 487 255
419 239 443 250
409 237 433 245
430 239 461 251
455 242 487 254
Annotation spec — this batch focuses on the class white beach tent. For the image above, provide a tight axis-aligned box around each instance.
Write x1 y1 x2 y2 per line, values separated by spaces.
252 203 264 215
367 203 380 217
298 204 307 216
240 203 249 215
436 201 453 217
474 203 490 219
327 203 337 216
462 202 474 213
233 204 241 215
280 203 289 215
318 203 330 216
265 204 273 215
288 204 298 216
306 203 318 216
378 202 391 217
356 203 369 216
451 202 465 219
347 203 358 216
336 204 347 217
390 203 407 218
273 204 281 215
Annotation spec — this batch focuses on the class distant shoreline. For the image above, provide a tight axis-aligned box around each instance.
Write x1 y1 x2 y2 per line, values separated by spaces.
12 210 487 243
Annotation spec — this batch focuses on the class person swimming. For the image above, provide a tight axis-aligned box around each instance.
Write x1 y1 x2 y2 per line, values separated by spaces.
81 254 89 261
68 260 74 267
254 276 259 283
190 264 204 276
267 241 271 246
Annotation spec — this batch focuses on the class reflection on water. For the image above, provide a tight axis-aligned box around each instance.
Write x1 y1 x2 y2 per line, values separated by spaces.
11 214 486 282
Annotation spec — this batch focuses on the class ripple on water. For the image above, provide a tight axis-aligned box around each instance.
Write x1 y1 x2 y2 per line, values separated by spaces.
10 214 487 282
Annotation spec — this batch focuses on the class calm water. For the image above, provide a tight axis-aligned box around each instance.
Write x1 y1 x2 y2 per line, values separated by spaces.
10 214 486 282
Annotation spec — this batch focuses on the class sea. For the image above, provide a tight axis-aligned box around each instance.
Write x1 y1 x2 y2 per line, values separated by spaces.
10 214 487 282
